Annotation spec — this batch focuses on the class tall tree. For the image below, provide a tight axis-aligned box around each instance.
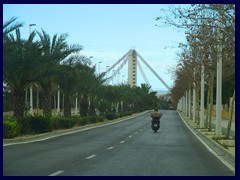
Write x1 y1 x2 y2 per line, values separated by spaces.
37 29 82 116
3 29 41 120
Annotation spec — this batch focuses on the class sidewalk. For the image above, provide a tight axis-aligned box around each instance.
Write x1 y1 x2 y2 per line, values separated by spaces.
178 111 235 172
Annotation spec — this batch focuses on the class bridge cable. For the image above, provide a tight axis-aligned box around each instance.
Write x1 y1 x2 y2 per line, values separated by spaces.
104 49 131 75
137 60 150 86
136 51 170 90
106 56 128 84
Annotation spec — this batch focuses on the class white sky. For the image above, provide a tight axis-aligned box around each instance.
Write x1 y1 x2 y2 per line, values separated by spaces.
3 4 188 92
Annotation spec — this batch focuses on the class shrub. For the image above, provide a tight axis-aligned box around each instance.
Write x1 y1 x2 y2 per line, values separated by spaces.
79 117 88 126
20 116 32 134
3 117 20 138
88 116 97 124
29 115 52 133
97 116 105 122
105 112 116 120
71 116 82 127
54 117 72 129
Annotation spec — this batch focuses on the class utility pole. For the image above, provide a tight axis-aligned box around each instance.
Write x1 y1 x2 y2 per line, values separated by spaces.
216 11 223 136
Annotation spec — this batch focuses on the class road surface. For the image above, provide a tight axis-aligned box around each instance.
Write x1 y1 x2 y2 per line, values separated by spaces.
3 110 234 176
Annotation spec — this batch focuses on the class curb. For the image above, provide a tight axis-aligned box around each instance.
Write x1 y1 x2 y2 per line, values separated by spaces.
3 110 149 146
177 111 235 172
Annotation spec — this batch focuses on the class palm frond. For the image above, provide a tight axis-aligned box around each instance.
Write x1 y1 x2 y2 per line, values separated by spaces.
3 17 24 37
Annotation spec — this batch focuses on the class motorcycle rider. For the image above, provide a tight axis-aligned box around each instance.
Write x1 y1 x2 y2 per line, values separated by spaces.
150 108 162 128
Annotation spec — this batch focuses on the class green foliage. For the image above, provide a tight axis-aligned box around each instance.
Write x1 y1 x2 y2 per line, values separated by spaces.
53 116 72 129
79 117 88 126
88 116 97 124
105 112 117 120
28 115 53 133
120 111 133 117
3 117 20 138
159 100 172 110
97 116 105 122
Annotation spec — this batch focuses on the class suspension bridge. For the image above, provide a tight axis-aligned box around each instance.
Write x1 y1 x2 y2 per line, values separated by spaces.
103 49 170 91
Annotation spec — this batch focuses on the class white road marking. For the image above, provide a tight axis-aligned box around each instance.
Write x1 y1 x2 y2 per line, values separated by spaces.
120 141 125 144
48 170 64 176
128 135 132 138
134 132 138 134
86 155 96 159
107 146 114 150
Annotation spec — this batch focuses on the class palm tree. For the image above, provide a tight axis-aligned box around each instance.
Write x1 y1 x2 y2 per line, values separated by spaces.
3 29 42 120
56 55 91 117
37 29 82 116
87 72 107 116
74 64 98 117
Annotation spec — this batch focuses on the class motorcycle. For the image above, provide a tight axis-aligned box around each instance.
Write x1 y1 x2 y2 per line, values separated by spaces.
151 117 160 132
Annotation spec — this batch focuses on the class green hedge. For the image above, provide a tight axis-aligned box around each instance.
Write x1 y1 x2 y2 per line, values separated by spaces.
79 117 88 126
3 117 20 138
3 111 140 138
88 116 97 124
53 117 72 129
28 115 53 133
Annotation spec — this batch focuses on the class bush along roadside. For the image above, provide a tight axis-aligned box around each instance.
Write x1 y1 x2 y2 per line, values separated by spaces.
3 111 136 139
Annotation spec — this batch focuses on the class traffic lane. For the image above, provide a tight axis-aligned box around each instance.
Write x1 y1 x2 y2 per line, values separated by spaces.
3 113 150 176
60 110 234 176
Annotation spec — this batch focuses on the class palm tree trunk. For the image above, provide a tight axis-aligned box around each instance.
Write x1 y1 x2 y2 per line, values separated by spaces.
13 88 25 120
43 81 52 116
64 94 71 117
80 95 88 117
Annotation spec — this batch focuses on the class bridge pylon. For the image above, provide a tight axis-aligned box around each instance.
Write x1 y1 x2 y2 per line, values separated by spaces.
128 49 137 87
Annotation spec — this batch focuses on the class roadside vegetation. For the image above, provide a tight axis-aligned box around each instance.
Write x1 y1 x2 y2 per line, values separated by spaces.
3 17 161 138
156 4 235 138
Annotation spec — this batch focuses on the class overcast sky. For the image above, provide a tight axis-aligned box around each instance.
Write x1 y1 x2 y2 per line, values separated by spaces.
3 4 188 92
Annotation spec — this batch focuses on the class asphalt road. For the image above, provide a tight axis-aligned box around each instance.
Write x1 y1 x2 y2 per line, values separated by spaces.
3 110 234 176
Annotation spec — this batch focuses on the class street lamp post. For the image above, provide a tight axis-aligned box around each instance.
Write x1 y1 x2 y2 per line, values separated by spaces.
98 61 102 75
106 66 109 72
29 24 36 115
122 75 125 84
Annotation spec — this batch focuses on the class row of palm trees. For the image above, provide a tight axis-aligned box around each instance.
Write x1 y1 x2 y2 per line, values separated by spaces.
3 17 160 121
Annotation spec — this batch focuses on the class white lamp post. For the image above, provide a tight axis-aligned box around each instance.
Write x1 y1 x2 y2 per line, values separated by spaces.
98 61 102 75
29 23 36 115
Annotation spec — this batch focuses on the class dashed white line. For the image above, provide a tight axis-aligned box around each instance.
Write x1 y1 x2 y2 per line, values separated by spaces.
128 135 132 138
48 170 64 176
86 154 96 159
107 146 114 150
134 132 138 134
120 141 125 144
